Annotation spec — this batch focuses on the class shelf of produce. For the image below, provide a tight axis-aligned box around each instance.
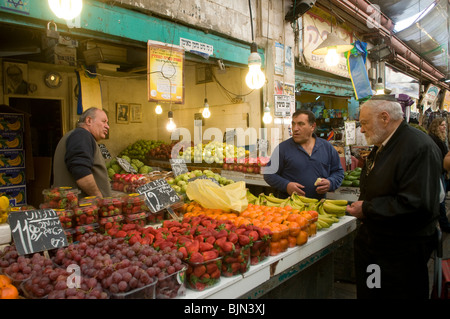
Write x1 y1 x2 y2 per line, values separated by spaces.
179 215 357 299
220 171 269 187
327 187 360 202
146 159 222 173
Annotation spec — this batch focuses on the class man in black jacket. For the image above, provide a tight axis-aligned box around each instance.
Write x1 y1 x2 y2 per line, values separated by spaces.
346 95 441 299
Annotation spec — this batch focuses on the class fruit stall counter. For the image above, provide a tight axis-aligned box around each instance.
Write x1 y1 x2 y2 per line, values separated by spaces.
180 215 356 299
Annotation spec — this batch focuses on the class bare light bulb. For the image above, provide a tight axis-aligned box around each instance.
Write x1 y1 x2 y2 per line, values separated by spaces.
166 111 176 132
245 44 265 90
202 99 211 118
324 48 340 66
166 118 176 132
48 0 83 20
155 104 162 114
262 104 272 124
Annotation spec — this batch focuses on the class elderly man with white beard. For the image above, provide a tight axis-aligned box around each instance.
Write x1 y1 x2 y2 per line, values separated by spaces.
346 95 441 299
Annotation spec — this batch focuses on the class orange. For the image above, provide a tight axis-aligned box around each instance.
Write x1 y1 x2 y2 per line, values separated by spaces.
0 275 11 288
0 284 19 299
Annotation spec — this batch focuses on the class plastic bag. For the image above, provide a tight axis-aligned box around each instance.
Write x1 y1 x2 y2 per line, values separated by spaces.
186 179 248 212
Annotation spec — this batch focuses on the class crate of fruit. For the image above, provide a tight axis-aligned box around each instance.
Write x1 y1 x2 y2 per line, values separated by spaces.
125 212 147 227
73 203 99 225
186 256 222 291
122 193 149 215
54 208 74 229
42 187 80 209
98 197 123 217
99 214 124 233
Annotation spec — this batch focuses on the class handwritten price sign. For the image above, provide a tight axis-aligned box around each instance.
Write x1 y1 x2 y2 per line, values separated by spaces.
8 209 68 255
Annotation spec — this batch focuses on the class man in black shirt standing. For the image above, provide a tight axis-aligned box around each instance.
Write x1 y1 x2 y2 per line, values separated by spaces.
53 107 112 197
346 95 440 299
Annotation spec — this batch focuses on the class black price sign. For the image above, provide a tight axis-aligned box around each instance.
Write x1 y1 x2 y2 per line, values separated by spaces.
116 156 137 173
98 144 111 159
8 209 68 256
170 158 188 177
137 178 181 213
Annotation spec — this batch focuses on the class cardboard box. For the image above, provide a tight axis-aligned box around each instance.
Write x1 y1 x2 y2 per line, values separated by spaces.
0 223 11 245
0 185 26 206
46 44 77 66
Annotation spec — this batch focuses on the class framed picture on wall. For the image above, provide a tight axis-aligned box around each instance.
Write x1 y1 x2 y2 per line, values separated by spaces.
130 103 143 123
3 61 29 95
116 103 129 124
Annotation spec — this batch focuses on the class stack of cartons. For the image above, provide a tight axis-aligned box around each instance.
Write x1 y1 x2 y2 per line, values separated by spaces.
0 113 26 206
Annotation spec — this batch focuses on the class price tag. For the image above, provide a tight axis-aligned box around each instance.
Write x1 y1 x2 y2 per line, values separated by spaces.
137 178 181 213
116 156 137 173
98 144 111 159
8 209 68 256
169 158 188 177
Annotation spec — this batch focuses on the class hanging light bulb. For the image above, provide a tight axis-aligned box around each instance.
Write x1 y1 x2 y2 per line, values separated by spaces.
155 104 162 114
246 43 266 90
312 33 353 67
202 98 211 119
324 48 340 66
375 77 385 95
262 102 272 124
48 0 83 20
166 111 176 132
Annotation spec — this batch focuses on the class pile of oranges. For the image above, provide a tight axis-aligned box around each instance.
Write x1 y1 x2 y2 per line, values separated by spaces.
0 274 19 299
179 201 318 256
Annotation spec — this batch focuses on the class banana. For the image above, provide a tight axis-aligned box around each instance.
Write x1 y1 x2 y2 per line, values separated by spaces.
299 195 318 203
323 201 347 215
5 137 19 148
7 154 21 166
7 120 21 131
265 193 287 204
15 192 23 203
317 217 331 228
246 189 258 204
324 199 348 206
9 174 23 185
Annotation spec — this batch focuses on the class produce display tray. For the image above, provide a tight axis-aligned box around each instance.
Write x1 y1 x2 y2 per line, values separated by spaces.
179 215 357 299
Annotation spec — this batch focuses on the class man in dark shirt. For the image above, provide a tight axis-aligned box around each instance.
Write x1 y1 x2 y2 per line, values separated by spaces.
263 109 344 199
53 107 111 197
347 95 440 299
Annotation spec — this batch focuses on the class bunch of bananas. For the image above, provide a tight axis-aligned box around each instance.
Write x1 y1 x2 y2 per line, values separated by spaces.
246 190 348 230
315 199 347 229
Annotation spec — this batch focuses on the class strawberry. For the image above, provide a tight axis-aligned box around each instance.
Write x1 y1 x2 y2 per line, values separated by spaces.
115 230 127 238
210 269 221 279
227 232 238 244
199 242 214 252
248 230 259 241
220 241 234 253
190 252 204 263
206 262 218 274
178 246 188 259
202 250 219 261
194 282 206 291
238 235 250 246
193 265 206 277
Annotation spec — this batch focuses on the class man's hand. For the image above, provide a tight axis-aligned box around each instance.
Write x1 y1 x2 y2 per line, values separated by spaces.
286 182 305 196
315 178 331 194
346 200 364 219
